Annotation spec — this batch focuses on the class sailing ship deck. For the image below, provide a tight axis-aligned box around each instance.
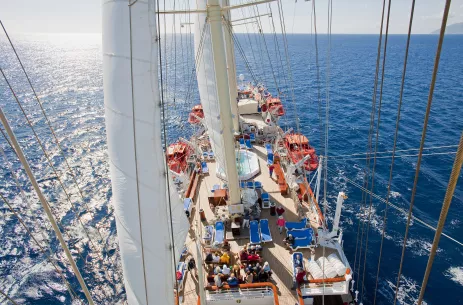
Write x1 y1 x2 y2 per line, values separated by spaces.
181 144 344 305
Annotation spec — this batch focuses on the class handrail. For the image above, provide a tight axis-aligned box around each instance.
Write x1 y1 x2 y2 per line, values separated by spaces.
296 287 305 305
206 282 280 305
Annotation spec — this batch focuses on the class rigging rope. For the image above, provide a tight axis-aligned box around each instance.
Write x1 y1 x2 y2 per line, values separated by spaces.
325 167 463 247
373 1 416 303
417 131 462 303
354 0 387 292
394 0 453 302
0 192 81 303
360 0 392 301
0 288 20 305
328 145 459 159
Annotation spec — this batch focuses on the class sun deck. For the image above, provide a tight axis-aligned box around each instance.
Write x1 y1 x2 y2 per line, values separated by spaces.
180 143 350 305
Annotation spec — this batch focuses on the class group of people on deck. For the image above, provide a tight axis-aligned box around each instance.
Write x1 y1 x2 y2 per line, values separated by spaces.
212 261 272 288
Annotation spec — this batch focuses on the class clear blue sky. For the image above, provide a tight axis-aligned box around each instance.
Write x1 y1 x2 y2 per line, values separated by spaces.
1 0 462 34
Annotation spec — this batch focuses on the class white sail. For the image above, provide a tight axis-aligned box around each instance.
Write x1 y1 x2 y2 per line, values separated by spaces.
194 2 228 178
102 0 174 304
168 171 190 262
194 0 241 203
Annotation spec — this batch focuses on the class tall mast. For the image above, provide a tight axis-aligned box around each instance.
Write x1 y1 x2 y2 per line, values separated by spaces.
222 0 240 134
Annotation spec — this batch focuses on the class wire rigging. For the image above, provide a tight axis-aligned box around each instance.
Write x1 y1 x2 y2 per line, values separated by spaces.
373 2 416 302
394 0 454 302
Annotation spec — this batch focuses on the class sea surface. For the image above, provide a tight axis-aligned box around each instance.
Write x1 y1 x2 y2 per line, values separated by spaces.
0 32 462 305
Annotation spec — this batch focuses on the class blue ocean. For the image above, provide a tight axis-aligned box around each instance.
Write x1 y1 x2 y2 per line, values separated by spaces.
0 32 462 305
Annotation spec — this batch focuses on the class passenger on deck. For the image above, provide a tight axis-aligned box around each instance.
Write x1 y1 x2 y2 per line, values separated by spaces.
222 265 231 275
214 266 222 275
212 252 220 263
295 254 303 268
245 264 254 273
205 252 213 263
227 273 239 287
233 264 241 277
245 271 254 283
277 216 286 234
249 245 257 254
255 263 262 274
276 205 286 216
239 249 249 261
284 234 295 248
242 211 250 228
295 268 306 286
214 273 224 288
248 253 260 262
263 261 271 272
258 269 269 282
219 252 230 264
222 240 231 252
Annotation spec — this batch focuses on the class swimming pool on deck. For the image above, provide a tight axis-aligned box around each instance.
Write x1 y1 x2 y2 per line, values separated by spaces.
216 149 260 181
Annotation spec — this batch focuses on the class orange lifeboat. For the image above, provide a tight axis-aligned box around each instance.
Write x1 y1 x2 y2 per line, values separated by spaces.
188 104 204 124
261 97 285 116
283 133 318 171
167 142 192 174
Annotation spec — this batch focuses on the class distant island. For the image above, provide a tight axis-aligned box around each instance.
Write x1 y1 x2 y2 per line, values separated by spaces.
431 22 463 34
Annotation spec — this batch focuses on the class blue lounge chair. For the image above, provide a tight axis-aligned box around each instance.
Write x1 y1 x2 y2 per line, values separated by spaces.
260 219 272 243
267 153 274 166
212 184 220 193
265 144 273 154
239 138 246 149
214 221 225 244
261 192 270 209
201 161 209 174
292 252 306 283
290 237 312 250
208 151 214 159
287 228 314 241
183 198 193 217
249 220 261 244
254 181 262 190
285 218 307 231
240 181 246 189
202 151 209 159
246 181 254 189
250 133 256 143
176 262 187 292
245 139 252 149
203 225 214 244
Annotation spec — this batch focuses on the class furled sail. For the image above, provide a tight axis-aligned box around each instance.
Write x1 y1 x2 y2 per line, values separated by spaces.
102 0 175 304
194 1 228 179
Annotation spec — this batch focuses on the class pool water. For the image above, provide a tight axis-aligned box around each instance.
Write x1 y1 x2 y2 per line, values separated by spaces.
216 149 260 181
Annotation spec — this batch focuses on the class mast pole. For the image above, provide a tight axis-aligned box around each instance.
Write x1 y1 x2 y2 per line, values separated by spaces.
222 0 240 134
207 0 241 204
0 108 95 305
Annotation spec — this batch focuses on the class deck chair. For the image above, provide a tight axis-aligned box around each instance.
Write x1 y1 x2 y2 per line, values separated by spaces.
292 252 305 276
240 181 246 189
290 237 311 250
249 220 261 244
214 221 225 244
245 139 252 149
267 153 274 166
250 133 256 143
202 151 209 160
261 192 270 209
203 225 214 244
183 198 193 217
246 181 255 189
285 218 307 231
201 161 209 174
239 138 246 149
211 184 220 193
254 181 262 190
287 228 313 241
176 262 187 293
208 151 214 160
259 219 272 243
265 143 273 154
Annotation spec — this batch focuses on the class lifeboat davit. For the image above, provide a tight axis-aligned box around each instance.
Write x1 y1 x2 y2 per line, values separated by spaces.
167 141 193 174
261 97 285 116
188 104 204 124
283 133 318 171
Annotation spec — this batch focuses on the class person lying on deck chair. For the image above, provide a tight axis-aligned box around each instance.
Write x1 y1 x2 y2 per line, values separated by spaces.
227 273 239 287
284 234 295 248
295 254 303 268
